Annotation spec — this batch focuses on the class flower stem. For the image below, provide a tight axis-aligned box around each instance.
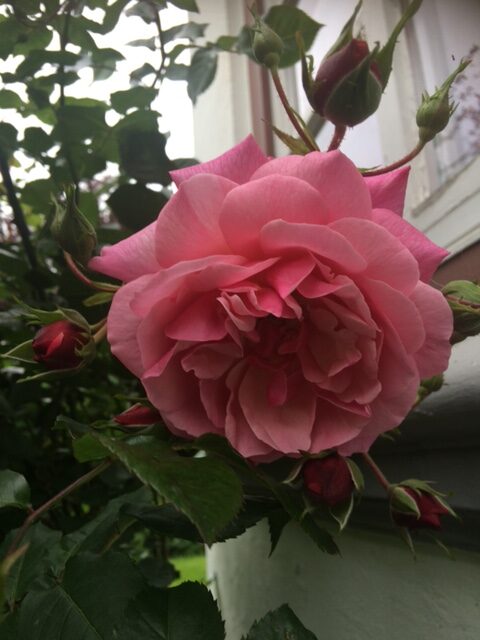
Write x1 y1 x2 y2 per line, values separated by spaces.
270 68 318 152
93 321 108 344
328 124 346 151
362 453 391 492
361 142 425 176
6 460 112 557
64 251 118 292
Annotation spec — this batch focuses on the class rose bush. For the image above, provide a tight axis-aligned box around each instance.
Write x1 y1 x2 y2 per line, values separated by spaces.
90 136 452 460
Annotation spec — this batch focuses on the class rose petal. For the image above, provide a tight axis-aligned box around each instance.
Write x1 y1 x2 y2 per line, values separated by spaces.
107 273 154 377
329 218 419 294
170 134 268 186
251 151 372 221
364 166 410 216
90 223 158 282
260 220 367 273
219 175 329 258
155 174 235 267
410 282 453 378
372 208 448 282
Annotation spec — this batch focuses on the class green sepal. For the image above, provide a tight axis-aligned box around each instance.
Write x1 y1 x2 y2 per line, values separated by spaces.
375 0 422 88
330 494 354 532
83 291 114 308
271 125 311 155
250 12 284 69
346 458 364 492
390 485 421 517
2 339 36 364
325 0 362 58
296 31 314 97
16 300 91 333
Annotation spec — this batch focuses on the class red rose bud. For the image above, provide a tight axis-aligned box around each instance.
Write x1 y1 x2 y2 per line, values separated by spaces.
32 320 89 370
114 404 162 426
302 455 354 507
391 487 451 530
308 39 382 127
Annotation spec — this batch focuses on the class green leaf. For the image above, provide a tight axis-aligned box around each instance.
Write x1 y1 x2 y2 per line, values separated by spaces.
117 582 224 640
108 183 168 231
96 434 243 545
0 523 62 605
264 6 322 68
0 90 23 109
118 127 172 185
267 508 290 556
0 123 18 155
125 497 271 544
90 47 125 81
187 48 218 104
128 36 157 50
244 604 318 640
168 0 199 11
111 87 157 113
22 127 52 157
73 433 110 463
15 50 79 78
10 552 145 639
0 470 30 510
162 21 207 43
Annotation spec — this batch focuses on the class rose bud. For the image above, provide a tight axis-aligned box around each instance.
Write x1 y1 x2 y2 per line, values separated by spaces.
114 404 162 426
51 186 97 266
308 38 383 127
302 455 354 507
391 487 452 530
251 16 284 69
416 59 470 143
32 320 90 370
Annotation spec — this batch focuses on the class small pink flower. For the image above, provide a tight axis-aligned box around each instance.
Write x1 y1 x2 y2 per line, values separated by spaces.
90 136 452 460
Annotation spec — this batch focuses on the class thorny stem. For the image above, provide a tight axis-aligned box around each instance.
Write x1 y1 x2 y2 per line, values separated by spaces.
362 453 391 492
328 124 346 151
270 68 318 152
6 460 112 557
0 149 37 271
63 251 118 292
361 141 425 177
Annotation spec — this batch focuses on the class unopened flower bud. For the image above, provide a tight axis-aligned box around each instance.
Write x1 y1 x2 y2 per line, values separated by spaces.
32 320 90 370
114 404 162 426
51 187 97 266
442 279 480 343
251 17 283 69
308 39 382 127
302 455 354 507
416 59 470 143
391 487 451 530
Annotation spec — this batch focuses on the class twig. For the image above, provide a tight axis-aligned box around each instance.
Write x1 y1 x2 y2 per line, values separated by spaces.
0 149 37 270
63 251 118 292
270 68 317 152
361 142 425 177
150 7 168 88
328 124 346 151
362 453 391 492
6 459 112 557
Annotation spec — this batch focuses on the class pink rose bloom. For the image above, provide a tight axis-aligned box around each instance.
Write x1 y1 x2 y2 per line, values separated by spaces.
90 136 452 460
